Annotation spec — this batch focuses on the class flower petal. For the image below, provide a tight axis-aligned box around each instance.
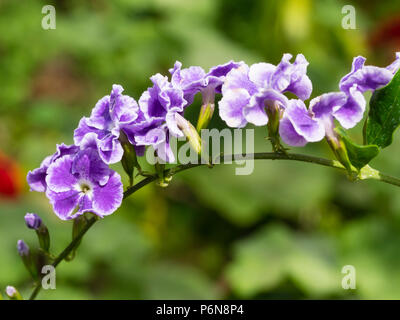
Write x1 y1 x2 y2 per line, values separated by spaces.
248 63 276 88
219 88 249 128
243 105 269 126
309 92 347 120
46 189 80 221
279 117 308 147
333 85 366 129
282 99 324 145
46 155 77 193
340 56 393 93
92 172 123 217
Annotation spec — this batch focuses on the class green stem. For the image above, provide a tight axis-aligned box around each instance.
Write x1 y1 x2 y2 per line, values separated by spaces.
28 152 400 300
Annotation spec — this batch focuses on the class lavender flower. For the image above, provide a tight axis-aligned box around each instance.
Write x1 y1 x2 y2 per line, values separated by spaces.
134 73 190 162
169 61 242 129
74 84 141 164
219 53 312 128
24 213 42 230
17 240 29 257
27 144 79 192
169 60 241 104
44 145 123 220
279 99 325 147
138 73 187 138
282 53 400 147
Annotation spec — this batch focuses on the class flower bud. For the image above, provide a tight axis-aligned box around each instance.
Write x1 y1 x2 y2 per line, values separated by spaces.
17 240 38 279
5 286 23 300
175 113 202 155
265 100 286 153
24 213 50 252
197 87 216 132
119 131 139 186
25 213 42 230
326 131 353 175
17 240 29 257
197 102 215 132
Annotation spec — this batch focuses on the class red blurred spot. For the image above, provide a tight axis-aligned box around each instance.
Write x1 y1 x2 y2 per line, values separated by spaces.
0 151 22 199
369 14 400 53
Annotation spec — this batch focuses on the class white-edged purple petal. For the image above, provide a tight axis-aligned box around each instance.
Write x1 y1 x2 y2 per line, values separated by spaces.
340 56 394 93
333 85 366 129
46 189 80 220
251 88 289 110
248 63 276 88
221 64 258 95
87 96 112 130
243 104 269 126
309 92 347 120
46 155 78 193
219 88 249 128
280 99 324 146
96 135 124 164
110 84 139 124
92 172 123 217
27 155 52 192
279 117 308 147
272 53 312 99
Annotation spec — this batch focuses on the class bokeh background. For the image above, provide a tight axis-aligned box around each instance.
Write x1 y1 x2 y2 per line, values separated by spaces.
1 0 400 299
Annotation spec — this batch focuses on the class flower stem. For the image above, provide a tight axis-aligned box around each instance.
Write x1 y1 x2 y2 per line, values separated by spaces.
28 152 400 299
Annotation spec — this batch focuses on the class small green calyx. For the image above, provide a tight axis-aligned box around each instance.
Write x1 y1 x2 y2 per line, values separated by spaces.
119 131 139 187
155 163 172 187
265 100 287 153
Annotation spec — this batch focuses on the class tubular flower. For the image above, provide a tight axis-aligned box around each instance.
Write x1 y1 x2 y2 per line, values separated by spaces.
279 53 400 146
44 146 123 220
74 84 140 164
219 53 312 128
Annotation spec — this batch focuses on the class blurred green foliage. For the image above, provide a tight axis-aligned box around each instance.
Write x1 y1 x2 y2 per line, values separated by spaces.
1 0 400 299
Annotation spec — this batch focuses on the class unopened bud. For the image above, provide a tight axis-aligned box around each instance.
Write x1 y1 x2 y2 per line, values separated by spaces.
326 131 353 175
24 213 50 252
175 113 202 154
5 286 22 300
197 103 215 132
17 240 29 257
25 213 42 230
119 131 139 186
17 240 38 279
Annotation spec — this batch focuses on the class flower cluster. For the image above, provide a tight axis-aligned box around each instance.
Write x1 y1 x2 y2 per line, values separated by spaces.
219 53 400 147
27 53 400 220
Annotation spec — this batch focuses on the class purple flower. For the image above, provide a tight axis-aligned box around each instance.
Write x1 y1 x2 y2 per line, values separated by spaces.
279 99 325 147
17 240 29 257
27 144 79 192
138 73 187 138
169 60 242 105
279 53 400 146
219 53 312 128
134 124 175 163
74 84 140 164
24 213 42 230
44 147 123 220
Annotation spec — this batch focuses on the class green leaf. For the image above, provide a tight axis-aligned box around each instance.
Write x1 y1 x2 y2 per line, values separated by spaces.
335 128 379 170
365 70 400 148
